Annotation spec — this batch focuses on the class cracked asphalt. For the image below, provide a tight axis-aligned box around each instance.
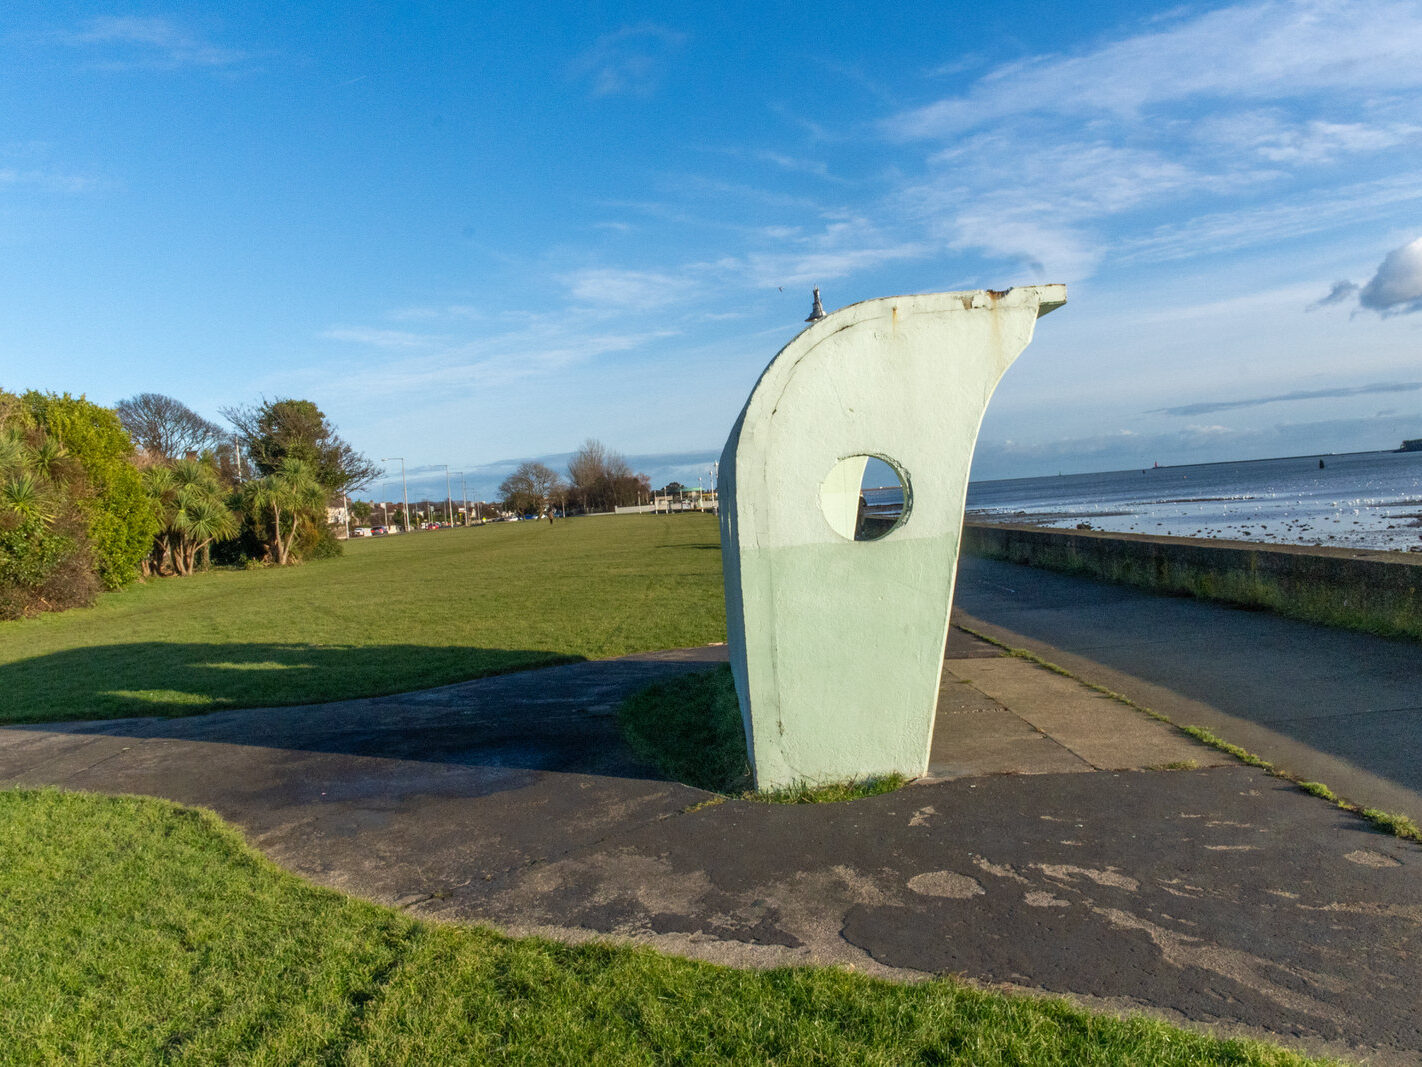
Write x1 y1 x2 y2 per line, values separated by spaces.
3 562 1420 1064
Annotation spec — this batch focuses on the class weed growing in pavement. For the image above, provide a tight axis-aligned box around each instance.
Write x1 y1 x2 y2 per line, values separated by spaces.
618 665 908 803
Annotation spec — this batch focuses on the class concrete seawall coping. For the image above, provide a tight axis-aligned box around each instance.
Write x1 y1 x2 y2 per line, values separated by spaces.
961 522 1421 641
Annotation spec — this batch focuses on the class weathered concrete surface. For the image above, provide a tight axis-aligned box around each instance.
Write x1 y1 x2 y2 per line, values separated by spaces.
719 286 1066 789
3 638 1421 1064
955 555 1422 822
940 657 1232 774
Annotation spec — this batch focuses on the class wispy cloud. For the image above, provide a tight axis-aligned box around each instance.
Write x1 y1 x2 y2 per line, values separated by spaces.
1118 177 1422 266
564 268 686 309
302 312 681 405
0 167 98 193
1308 281 1359 310
320 327 445 349
569 24 686 97
58 16 252 71
1151 381 1422 417
888 1 1422 139
874 0 1422 281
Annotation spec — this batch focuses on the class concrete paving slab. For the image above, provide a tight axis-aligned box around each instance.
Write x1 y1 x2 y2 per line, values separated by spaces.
955 555 1422 820
948 658 1233 772
927 673 1092 779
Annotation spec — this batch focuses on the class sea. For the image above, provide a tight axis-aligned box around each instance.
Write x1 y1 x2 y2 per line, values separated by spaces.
957 449 1422 554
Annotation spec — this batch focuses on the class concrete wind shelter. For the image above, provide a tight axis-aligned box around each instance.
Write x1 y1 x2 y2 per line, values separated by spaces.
718 286 1067 789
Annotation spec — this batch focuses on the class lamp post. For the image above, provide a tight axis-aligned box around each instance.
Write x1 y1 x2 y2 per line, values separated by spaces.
435 464 452 526
381 458 410 534
457 472 468 525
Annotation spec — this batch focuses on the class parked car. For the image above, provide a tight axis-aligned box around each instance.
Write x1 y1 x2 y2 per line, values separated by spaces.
350 527 372 537
370 525 387 535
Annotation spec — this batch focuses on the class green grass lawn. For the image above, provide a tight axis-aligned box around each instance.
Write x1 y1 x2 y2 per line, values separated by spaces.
0 515 726 723
0 788 1331 1066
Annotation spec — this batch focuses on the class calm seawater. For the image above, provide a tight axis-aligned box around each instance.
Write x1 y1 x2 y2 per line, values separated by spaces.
962 450 1422 553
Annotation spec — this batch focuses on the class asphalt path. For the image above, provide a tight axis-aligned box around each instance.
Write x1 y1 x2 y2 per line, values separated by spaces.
4 624 1421 1062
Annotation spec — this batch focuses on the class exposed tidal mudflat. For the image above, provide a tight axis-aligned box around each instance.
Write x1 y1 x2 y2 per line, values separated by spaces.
965 449 1422 554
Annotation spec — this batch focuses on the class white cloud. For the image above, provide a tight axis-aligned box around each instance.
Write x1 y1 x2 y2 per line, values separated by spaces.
321 327 443 349
297 310 682 407
59 16 251 70
564 268 688 309
1118 176 1422 265
569 24 686 97
0 167 98 193
888 0 1422 139
870 0 1422 282
1190 110 1420 164
1358 236 1422 315
386 305 485 322
1306 236 1422 317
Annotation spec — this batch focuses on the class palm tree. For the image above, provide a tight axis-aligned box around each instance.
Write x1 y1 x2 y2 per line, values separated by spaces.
144 458 240 576
241 457 325 565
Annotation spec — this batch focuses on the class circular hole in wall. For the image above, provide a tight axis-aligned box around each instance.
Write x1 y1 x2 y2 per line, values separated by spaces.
820 454 911 541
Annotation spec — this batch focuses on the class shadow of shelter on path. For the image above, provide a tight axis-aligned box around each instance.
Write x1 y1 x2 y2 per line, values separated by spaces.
0 643 727 782
0 641 583 724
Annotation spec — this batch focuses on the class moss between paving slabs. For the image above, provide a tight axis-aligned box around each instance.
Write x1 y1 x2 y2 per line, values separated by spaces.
960 626 1422 846
0 787 1334 1065
617 664 905 802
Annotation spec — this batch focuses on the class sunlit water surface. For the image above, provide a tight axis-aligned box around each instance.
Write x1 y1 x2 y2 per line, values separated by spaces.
962 450 1422 553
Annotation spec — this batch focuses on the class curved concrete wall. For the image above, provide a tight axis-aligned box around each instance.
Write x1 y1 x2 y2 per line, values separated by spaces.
718 287 1066 789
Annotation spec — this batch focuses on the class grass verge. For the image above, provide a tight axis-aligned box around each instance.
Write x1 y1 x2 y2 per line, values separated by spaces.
959 626 1422 846
618 664 907 802
0 787 1333 1065
0 515 726 723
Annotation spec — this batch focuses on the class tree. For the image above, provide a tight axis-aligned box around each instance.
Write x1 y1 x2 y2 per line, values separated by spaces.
499 461 562 516
222 398 378 494
239 457 326 565
116 393 226 461
143 458 240 576
350 500 374 523
567 438 648 512
22 391 157 589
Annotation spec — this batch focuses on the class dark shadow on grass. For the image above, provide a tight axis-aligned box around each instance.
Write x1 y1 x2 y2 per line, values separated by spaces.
0 642 728 785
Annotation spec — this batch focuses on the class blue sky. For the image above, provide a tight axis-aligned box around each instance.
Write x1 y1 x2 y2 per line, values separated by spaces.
3 1 1420 500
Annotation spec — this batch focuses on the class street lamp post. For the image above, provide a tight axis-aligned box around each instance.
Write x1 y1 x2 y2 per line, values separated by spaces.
381 458 410 534
457 472 468 525
436 464 453 526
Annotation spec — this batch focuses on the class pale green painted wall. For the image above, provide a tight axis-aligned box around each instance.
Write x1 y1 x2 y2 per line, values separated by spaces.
718 287 1066 789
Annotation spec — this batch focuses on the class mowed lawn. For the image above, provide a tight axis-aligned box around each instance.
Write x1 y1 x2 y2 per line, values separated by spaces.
0 788 1329 1067
0 515 726 724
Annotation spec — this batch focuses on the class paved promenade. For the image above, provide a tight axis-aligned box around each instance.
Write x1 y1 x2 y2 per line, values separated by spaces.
954 555 1422 820
3 563 1421 1063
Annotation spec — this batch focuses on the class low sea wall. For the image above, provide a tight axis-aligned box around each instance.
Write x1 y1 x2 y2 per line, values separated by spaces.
962 522 1422 640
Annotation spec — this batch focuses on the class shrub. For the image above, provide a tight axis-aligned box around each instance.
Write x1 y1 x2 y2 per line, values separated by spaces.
0 393 103 618
21 391 156 589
